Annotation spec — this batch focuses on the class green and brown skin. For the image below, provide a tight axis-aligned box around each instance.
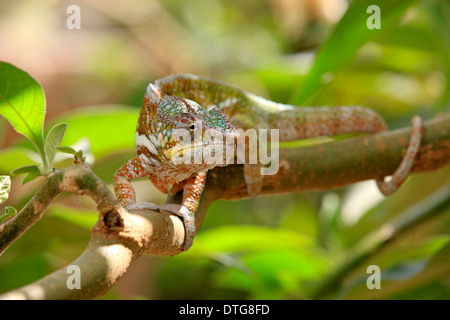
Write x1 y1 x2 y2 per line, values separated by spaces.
113 74 423 251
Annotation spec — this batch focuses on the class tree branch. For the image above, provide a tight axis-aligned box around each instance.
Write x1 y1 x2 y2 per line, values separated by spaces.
207 114 450 200
0 114 449 299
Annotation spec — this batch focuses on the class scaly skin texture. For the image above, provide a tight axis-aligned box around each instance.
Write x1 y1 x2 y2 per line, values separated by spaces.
113 74 423 251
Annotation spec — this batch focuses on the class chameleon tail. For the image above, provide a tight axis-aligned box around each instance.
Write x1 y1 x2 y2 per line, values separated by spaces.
248 94 388 141
376 116 423 195
270 105 387 141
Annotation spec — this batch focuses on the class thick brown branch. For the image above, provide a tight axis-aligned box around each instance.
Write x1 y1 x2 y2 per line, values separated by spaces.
207 115 450 200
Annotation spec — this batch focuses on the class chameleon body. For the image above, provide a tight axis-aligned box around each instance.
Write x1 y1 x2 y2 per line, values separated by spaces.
113 74 422 251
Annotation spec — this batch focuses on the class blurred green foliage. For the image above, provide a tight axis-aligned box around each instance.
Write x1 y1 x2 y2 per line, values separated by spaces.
0 0 449 299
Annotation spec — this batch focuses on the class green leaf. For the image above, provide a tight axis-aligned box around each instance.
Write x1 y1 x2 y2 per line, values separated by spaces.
0 206 17 224
21 172 41 185
0 175 11 205
0 62 46 161
44 122 67 170
10 165 41 176
56 146 77 155
290 0 419 105
56 146 85 164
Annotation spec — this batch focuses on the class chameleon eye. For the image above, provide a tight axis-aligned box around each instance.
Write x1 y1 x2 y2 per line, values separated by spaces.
176 113 201 131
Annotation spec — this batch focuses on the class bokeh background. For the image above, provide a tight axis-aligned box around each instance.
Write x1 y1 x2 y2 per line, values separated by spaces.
0 0 449 299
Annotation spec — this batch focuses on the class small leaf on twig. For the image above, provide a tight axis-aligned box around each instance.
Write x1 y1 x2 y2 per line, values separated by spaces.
0 175 11 205
57 146 85 163
44 122 67 171
10 165 41 176
21 173 41 185
56 146 77 155
0 206 17 224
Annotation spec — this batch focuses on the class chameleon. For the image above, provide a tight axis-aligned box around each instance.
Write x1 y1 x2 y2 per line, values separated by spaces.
113 74 423 251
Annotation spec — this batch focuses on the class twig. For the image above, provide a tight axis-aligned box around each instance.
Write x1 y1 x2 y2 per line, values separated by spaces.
208 115 450 200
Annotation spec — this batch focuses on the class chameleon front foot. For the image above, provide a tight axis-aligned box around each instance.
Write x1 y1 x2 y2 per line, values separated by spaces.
159 204 195 251
125 202 195 251
377 116 423 195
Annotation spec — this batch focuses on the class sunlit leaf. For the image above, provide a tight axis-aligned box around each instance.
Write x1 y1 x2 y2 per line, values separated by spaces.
0 62 45 158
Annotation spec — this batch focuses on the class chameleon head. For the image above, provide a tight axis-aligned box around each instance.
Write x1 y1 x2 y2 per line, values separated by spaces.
138 90 239 171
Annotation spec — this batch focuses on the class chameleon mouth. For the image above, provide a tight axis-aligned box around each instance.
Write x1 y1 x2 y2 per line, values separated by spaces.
164 140 234 163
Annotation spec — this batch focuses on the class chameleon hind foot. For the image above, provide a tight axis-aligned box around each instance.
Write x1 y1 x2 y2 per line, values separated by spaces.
376 116 423 196
125 202 195 251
